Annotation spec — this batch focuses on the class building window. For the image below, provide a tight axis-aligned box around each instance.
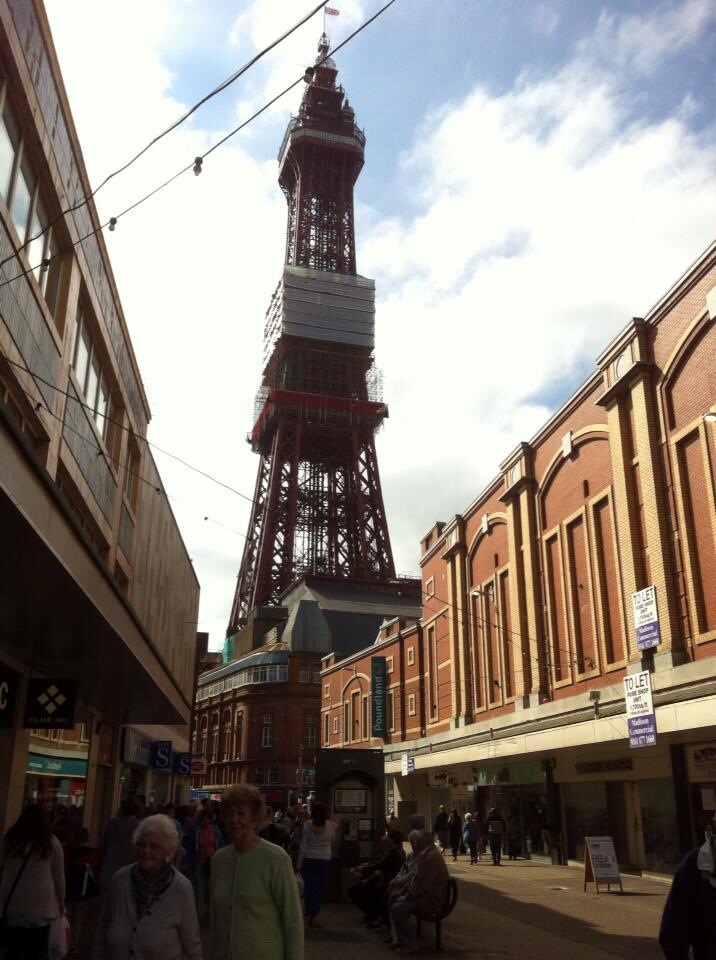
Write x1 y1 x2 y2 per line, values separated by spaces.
407 646 415 666
299 663 310 683
267 766 279 784
312 664 321 683
388 690 395 732
254 766 264 784
408 693 416 716
0 97 64 321
333 716 339 735
324 713 330 745
324 683 330 698
386 656 394 674
343 703 350 743
304 726 316 747
425 577 435 599
362 695 368 740
72 310 117 453
262 713 273 748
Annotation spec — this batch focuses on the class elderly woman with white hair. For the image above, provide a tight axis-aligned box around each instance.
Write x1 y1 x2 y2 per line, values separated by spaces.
92 813 202 960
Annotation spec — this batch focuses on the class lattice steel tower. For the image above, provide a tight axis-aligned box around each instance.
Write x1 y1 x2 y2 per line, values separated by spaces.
227 34 396 634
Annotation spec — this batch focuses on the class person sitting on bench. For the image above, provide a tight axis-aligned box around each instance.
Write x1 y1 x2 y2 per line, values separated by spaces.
347 829 405 927
387 829 449 955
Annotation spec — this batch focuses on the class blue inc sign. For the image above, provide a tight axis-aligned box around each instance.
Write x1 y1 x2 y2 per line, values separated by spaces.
624 670 657 748
632 585 661 652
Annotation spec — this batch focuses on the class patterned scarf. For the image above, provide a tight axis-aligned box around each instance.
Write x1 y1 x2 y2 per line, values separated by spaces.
130 862 174 920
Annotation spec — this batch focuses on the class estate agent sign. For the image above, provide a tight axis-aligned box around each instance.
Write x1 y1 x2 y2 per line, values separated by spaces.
632 585 661 651
624 670 657 748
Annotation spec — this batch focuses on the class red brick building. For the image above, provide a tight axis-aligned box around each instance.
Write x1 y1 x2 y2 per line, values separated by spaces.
322 241 716 875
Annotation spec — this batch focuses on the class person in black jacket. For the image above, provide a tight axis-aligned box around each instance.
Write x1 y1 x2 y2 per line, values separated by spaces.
659 823 716 960
348 829 405 926
433 805 449 855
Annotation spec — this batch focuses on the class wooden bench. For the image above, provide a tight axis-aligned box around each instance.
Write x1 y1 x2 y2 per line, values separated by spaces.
416 877 458 952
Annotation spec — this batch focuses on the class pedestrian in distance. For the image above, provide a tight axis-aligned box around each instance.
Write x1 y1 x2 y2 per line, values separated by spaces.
186 807 224 922
484 807 506 866
432 804 449 855
462 812 481 864
447 810 462 862
92 813 202 960
96 796 141 895
295 800 336 930
210 783 303 960
658 813 716 960
0 804 65 960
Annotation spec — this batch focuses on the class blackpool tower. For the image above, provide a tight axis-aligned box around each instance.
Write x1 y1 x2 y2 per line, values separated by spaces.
227 33 396 636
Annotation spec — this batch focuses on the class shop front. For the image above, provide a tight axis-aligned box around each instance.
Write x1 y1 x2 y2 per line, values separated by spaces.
685 741 716 843
555 745 679 874
473 760 552 860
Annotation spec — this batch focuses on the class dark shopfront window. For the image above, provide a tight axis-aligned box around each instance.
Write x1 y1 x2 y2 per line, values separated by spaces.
640 778 680 873
482 784 550 857
23 712 92 843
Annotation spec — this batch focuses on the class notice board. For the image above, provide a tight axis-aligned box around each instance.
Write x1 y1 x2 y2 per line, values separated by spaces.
583 836 623 894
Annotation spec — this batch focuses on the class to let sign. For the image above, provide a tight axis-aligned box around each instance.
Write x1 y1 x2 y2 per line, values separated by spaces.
632 585 661 651
624 670 657 748
371 656 387 738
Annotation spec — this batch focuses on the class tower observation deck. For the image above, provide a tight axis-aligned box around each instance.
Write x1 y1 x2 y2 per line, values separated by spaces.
228 34 396 634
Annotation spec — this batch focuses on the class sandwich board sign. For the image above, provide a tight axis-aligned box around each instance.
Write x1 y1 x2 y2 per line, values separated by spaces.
583 836 623 894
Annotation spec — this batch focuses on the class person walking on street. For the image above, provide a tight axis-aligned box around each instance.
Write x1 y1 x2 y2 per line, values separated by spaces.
432 805 449 855
485 808 506 866
296 801 336 929
447 810 461 862
0 804 65 960
659 815 716 960
187 807 224 922
96 797 141 895
462 813 481 864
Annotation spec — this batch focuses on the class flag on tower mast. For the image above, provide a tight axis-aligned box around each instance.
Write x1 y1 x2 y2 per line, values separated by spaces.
325 6 340 13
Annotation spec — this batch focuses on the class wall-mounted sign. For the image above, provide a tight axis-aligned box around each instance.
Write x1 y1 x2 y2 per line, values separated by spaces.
190 757 207 776
371 656 387 738
172 752 191 776
624 670 657 748
123 728 152 767
401 753 415 776
23 679 76 729
687 743 716 782
26 752 87 779
632 585 661 651
0 667 19 728
575 758 633 775
151 740 173 771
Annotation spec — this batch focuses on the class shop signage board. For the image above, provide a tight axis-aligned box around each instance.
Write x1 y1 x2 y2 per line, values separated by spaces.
0 667 19 728
23 679 76 729
371 656 387 738
687 743 716 782
190 757 207 776
583 836 623 893
624 670 657 748
151 740 173 771
26 752 87 778
632 585 661 651
401 753 415 776
123 728 152 767
172 752 191 776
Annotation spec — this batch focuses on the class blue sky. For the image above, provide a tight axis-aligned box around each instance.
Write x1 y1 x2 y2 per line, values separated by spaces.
46 0 716 645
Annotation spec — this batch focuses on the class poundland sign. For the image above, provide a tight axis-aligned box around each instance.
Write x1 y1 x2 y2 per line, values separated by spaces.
371 656 387 738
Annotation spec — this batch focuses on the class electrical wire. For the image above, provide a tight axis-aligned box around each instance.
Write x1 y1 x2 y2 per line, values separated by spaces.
2 353 258 504
0 0 402 294
4 366 248 543
0 1 329 272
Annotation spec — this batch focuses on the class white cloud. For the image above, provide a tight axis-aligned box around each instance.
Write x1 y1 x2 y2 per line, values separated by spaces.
44 1 716 649
530 4 561 37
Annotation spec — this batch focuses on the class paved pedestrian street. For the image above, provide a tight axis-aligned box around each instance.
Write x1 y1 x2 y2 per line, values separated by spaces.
299 859 668 960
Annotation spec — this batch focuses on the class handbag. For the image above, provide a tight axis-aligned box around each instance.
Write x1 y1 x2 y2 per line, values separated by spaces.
0 845 34 948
